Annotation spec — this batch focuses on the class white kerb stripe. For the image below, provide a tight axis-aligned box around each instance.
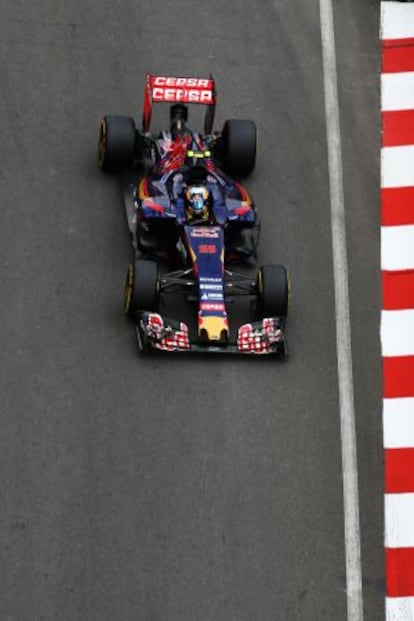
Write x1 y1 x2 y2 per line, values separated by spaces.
384 398 414 449
386 596 414 621
382 72 414 112
385 493 414 548
382 225 414 270
382 310 414 357
382 146 414 189
381 2 414 41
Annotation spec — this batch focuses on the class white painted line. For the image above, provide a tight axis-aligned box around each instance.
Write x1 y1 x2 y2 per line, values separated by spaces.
319 1 363 619
382 146 414 189
382 72 414 111
387 596 414 621
382 309 414 357
385 493 414 548
381 2 414 41
384 398 414 448
382 225 414 270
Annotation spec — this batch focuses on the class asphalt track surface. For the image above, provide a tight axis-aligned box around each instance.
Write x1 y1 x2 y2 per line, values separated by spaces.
0 1 382 620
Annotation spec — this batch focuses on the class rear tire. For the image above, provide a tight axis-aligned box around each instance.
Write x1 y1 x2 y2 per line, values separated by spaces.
98 115 136 173
257 264 289 318
124 259 160 318
220 119 256 178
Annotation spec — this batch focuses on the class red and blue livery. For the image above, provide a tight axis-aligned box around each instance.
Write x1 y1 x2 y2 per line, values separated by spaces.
98 74 289 355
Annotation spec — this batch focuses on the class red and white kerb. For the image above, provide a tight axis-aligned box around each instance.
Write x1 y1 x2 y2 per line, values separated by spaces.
381 3 414 618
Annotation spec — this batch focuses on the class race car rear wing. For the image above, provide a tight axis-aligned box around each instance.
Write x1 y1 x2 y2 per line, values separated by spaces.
142 73 216 135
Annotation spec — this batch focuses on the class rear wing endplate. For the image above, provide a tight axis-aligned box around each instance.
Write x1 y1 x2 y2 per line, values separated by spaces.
142 73 216 134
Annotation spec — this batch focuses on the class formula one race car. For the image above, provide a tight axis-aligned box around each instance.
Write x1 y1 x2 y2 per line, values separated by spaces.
98 74 289 355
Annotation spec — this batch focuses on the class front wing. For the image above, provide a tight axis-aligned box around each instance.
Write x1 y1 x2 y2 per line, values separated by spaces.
136 312 287 356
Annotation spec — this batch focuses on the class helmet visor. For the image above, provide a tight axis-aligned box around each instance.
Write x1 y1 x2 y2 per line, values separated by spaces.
191 195 205 212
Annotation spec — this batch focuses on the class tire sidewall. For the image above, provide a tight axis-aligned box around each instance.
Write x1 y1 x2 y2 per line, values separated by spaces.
222 119 257 178
124 259 160 318
257 264 289 318
98 115 136 173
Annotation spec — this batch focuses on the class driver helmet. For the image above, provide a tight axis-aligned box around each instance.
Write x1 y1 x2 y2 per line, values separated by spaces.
185 185 210 220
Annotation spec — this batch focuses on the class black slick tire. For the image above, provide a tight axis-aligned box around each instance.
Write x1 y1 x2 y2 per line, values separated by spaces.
221 119 257 178
257 264 289 318
124 259 160 318
98 115 136 173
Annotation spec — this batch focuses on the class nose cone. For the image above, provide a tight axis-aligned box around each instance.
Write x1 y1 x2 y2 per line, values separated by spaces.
198 315 229 343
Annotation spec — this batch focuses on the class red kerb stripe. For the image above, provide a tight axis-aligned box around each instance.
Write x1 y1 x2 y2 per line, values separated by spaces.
384 356 414 398
385 448 414 493
383 110 414 147
383 38 414 49
382 39 414 73
386 547 414 597
382 187 414 226
383 271 414 309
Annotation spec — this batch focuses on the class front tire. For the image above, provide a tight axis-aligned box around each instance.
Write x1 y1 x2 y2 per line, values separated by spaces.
256 264 289 318
98 115 136 173
124 259 160 318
